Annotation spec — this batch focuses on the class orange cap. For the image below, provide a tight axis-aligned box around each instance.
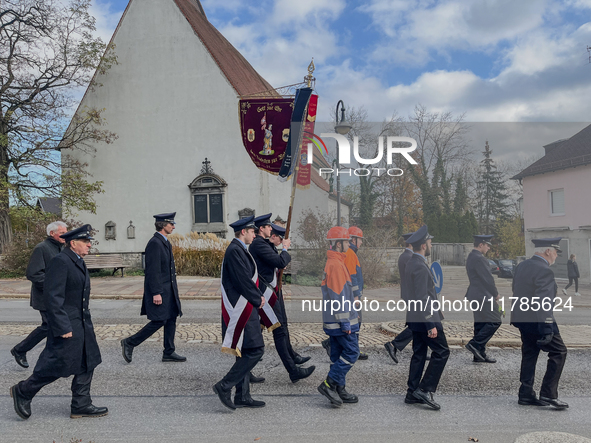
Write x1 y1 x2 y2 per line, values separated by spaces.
327 226 350 241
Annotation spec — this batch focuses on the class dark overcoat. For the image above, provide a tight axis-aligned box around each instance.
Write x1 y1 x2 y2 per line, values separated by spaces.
404 253 443 332
221 239 264 349
141 233 182 321
465 249 501 322
33 248 101 377
249 235 291 322
398 248 413 301
26 237 62 311
510 255 559 336
567 260 580 279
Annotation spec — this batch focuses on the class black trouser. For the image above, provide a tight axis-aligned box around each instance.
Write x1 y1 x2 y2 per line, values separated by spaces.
127 317 177 355
18 369 94 410
14 311 49 354
390 327 413 351
469 322 501 356
518 330 567 400
219 346 264 401
272 295 298 374
565 278 578 292
407 329 450 395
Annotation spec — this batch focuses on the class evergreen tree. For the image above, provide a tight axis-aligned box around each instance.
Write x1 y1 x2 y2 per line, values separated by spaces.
475 142 509 234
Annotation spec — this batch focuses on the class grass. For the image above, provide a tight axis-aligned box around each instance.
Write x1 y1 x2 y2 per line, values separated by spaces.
89 268 144 278
0 270 26 279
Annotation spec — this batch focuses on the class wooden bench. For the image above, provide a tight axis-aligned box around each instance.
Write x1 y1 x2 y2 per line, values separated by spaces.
83 254 128 277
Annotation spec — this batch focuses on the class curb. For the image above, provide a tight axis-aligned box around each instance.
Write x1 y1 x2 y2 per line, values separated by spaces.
380 322 523 347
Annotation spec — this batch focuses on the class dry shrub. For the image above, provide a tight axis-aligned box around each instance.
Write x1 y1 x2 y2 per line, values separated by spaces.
169 232 229 277
4 208 61 273
292 209 335 282
356 227 397 288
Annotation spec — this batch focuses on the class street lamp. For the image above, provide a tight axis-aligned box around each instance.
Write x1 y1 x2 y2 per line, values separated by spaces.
333 100 351 226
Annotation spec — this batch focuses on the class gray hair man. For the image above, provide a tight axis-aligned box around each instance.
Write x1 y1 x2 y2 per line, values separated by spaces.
10 221 67 368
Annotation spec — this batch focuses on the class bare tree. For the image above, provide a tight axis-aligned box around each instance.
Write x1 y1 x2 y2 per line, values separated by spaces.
0 0 117 250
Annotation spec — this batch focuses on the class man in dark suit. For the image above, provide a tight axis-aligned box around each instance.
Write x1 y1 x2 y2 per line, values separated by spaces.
465 234 501 363
214 216 266 410
121 213 185 363
11 221 67 368
249 214 314 382
404 225 449 410
384 232 415 364
10 225 107 420
511 237 568 409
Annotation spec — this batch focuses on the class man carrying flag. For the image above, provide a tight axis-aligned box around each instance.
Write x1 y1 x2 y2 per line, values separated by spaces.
249 214 315 382
213 216 266 410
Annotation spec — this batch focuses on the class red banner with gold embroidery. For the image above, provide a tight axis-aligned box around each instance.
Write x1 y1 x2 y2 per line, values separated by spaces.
295 94 318 190
239 99 294 175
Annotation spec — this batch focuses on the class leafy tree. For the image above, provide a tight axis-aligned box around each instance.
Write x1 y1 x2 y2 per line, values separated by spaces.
495 216 525 258
0 0 117 250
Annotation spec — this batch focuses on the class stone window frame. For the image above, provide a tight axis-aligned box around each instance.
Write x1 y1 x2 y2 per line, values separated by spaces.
188 173 228 237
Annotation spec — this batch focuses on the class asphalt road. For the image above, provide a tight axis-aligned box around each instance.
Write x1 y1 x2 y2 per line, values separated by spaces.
1 340 590 442
1 298 589 326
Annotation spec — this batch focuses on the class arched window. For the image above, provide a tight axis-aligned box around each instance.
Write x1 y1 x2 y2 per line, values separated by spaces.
188 159 228 237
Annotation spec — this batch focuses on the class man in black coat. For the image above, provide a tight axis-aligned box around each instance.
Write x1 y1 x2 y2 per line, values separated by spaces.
404 225 449 410
511 237 568 409
10 225 107 420
465 234 501 363
214 216 266 410
11 221 67 368
121 213 184 363
249 214 314 382
384 232 415 364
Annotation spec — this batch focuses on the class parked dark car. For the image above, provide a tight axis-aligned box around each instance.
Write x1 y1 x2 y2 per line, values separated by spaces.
495 259 516 278
488 259 500 275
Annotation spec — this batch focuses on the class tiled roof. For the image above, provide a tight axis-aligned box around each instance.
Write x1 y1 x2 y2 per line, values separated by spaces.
36 198 62 215
512 123 591 180
173 0 275 97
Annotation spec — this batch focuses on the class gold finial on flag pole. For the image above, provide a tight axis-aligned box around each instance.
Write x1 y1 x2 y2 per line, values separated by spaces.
305 58 315 87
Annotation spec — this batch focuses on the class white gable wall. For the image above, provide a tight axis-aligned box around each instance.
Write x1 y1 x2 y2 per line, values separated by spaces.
65 0 307 252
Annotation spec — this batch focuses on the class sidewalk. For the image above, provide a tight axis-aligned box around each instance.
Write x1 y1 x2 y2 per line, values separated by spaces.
1 276 590 348
1 321 590 349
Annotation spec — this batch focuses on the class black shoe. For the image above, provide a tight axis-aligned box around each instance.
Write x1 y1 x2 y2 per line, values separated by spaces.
358 352 369 360
540 396 569 409
290 365 316 383
317 378 343 407
249 372 265 384
234 397 266 408
412 389 440 410
213 382 235 410
162 352 186 362
121 338 133 363
518 396 549 406
321 339 331 357
336 385 358 403
482 355 496 363
466 342 485 362
404 393 425 404
293 354 311 365
70 404 108 418
10 385 31 420
384 342 399 364
10 348 29 368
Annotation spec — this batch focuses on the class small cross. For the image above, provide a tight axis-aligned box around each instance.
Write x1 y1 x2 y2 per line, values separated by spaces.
201 158 213 174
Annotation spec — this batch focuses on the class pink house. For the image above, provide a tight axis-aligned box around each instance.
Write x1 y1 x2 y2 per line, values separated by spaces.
513 124 591 283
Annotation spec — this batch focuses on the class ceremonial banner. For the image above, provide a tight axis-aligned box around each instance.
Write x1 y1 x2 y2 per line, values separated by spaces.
239 98 294 175
296 94 318 190
278 87 313 181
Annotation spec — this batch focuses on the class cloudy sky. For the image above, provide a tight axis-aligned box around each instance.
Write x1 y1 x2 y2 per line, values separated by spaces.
90 0 591 160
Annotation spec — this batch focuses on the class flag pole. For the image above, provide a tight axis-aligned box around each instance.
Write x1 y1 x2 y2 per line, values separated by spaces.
276 60 315 294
